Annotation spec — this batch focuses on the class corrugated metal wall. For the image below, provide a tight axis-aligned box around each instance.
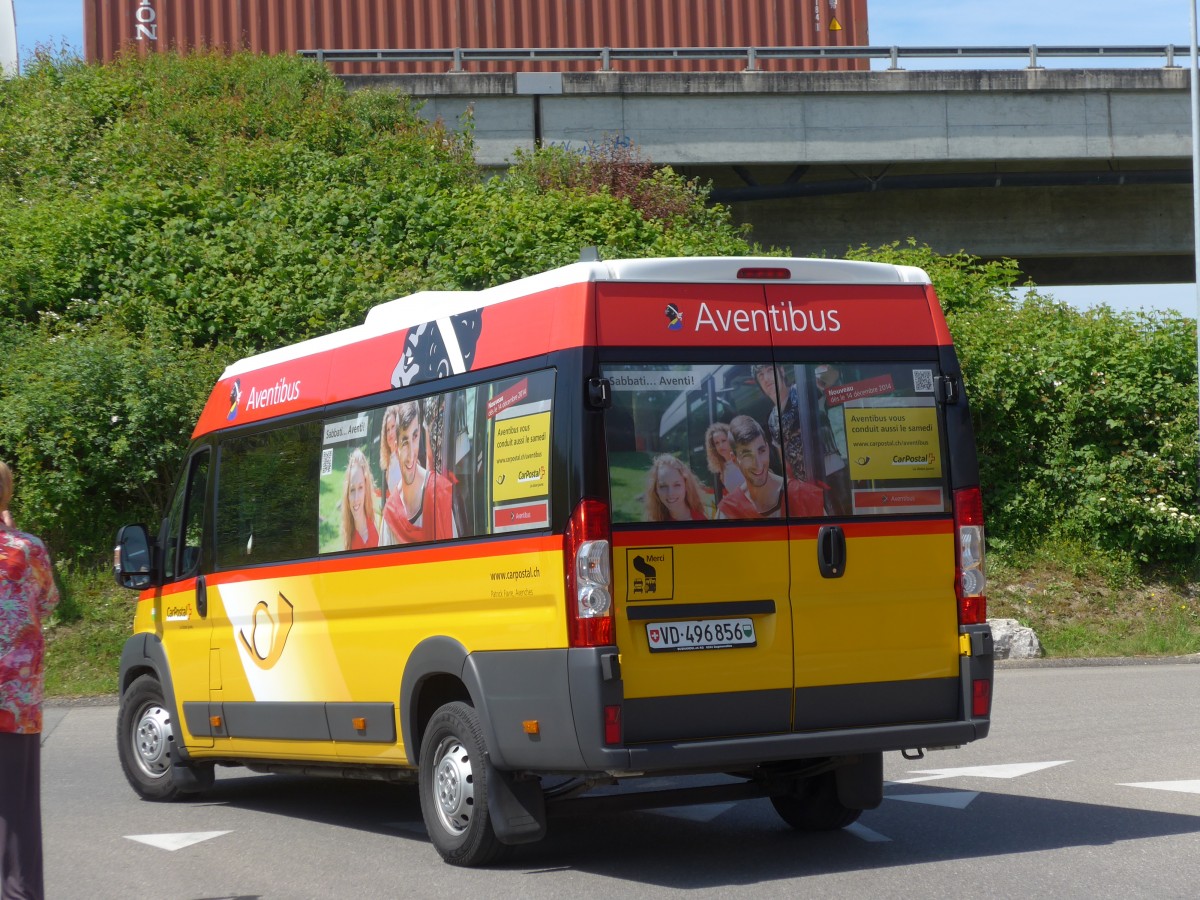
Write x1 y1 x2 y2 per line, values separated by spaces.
85 1 869 74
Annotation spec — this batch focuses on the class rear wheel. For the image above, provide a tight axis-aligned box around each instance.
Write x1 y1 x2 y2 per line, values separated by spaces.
771 770 862 831
418 701 509 867
117 674 212 801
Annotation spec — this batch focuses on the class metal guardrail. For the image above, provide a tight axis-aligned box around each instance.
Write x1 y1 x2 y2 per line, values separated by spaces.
298 44 1193 71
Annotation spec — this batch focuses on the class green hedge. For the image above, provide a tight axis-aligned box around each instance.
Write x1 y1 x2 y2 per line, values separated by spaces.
847 241 1199 570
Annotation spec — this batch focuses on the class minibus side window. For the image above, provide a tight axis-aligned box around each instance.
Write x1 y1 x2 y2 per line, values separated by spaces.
163 450 209 581
215 422 322 568
315 370 556 553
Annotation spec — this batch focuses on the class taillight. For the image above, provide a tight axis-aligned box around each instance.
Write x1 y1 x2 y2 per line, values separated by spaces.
604 705 622 744
565 498 614 647
972 679 992 717
954 486 987 625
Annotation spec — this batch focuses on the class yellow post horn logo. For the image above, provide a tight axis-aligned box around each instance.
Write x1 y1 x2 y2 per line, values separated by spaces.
238 592 295 669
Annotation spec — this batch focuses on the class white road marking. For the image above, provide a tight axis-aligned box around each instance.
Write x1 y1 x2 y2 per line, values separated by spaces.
1119 780 1200 795
125 831 231 851
887 774 963 785
893 760 1072 783
887 791 979 809
845 822 892 842
650 803 738 823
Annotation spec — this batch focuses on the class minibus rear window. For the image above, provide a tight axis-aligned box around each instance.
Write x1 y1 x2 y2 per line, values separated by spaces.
602 361 950 523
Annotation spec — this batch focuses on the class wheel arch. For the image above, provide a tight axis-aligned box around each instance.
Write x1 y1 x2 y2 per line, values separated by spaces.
117 633 195 763
400 636 502 768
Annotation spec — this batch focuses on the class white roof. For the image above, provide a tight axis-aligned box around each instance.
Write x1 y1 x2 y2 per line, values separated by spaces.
222 257 930 378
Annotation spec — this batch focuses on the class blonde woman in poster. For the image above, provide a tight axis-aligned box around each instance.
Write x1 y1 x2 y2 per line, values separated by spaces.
703 421 746 500
378 405 403 504
341 448 380 551
644 454 709 522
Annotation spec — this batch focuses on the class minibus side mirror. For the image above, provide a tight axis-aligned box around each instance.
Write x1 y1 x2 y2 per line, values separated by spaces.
113 523 157 590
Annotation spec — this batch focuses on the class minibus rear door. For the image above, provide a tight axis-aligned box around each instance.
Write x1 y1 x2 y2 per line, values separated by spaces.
597 281 797 744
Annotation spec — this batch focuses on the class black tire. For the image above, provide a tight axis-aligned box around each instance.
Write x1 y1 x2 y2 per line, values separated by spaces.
117 674 212 801
771 771 862 831
418 701 509 867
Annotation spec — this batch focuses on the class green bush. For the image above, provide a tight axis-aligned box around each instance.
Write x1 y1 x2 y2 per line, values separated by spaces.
0 51 760 565
0 322 224 561
848 240 1199 570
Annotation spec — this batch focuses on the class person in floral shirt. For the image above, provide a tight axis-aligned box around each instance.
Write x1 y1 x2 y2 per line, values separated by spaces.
1 460 60 900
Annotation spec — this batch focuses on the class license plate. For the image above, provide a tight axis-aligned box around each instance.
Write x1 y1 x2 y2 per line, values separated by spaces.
645 618 756 652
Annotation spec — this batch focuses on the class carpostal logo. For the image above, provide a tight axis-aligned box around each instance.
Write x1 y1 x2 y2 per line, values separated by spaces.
245 377 303 412
894 452 936 467
689 300 841 335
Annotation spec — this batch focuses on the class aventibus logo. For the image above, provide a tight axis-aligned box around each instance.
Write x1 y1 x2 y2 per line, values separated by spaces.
245 377 302 411
227 379 243 421
665 303 684 331
692 300 841 335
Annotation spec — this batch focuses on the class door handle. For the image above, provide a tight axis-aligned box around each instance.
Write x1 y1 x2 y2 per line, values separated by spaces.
196 575 208 618
817 525 846 579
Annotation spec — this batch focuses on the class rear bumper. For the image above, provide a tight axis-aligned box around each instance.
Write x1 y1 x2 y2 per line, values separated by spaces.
470 645 991 775
620 720 988 772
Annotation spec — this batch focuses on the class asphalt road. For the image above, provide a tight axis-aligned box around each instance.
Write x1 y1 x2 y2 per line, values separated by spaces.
41 662 1200 899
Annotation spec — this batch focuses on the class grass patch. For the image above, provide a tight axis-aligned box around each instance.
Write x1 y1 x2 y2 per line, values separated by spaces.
988 541 1200 658
44 567 130 697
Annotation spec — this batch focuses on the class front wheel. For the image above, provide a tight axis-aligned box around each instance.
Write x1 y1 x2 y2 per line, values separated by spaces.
117 674 212 801
418 701 509 867
771 770 862 831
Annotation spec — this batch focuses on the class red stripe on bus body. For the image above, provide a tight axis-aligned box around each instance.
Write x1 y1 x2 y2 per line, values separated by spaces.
139 534 563 599
613 519 952 547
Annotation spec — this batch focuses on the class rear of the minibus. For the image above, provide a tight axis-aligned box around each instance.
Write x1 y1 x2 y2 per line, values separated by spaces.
573 258 991 772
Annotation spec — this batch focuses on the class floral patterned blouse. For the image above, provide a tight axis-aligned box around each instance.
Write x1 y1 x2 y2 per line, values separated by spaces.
1 526 60 734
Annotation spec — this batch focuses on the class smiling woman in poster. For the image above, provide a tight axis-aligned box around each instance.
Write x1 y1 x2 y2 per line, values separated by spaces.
341 448 380 551
1 460 60 900
378 405 403 505
644 454 709 522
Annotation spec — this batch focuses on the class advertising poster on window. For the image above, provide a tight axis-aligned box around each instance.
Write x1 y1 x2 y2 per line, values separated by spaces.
602 360 950 522
602 362 832 523
489 372 554 533
318 394 469 551
844 406 942 481
318 410 386 554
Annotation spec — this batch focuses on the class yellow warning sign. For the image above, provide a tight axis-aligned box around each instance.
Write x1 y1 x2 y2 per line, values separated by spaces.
625 547 673 601
830 18 842 31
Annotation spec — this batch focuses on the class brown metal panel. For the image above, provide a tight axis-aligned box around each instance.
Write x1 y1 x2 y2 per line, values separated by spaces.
85 1 867 73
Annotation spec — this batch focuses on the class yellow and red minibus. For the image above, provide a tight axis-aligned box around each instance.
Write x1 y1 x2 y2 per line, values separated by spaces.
113 256 993 866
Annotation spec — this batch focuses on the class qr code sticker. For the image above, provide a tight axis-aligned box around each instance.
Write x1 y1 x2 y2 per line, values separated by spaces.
912 369 935 393
320 448 334 476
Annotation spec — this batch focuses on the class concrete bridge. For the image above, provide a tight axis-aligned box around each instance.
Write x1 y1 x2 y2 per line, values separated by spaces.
342 65 1193 285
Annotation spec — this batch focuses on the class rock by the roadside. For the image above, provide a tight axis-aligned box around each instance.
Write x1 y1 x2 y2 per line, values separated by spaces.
988 618 1043 659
